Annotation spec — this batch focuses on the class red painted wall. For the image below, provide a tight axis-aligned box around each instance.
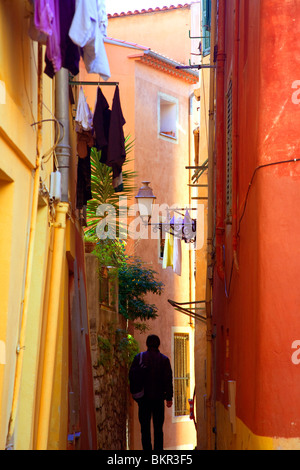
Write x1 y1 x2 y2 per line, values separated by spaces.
213 0 300 439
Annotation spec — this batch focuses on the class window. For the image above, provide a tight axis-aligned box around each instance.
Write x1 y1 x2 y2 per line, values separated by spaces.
226 80 233 223
202 0 211 56
158 93 178 142
173 333 190 417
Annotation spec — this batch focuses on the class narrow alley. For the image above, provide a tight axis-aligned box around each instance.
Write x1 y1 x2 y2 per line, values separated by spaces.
0 0 300 454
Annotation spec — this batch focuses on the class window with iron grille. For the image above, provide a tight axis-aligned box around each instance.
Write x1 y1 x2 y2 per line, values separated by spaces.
174 333 190 417
226 80 233 222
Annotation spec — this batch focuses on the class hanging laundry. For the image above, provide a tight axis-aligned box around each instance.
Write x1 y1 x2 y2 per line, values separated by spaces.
75 87 93 132
173 217 182 276
75 86 95 158
93 86 126 192
162 230 174 270
68 0 110 80
33 0 54 35
43 0 61 75
182 209 197 243
44 0 80 78
162 216 182 276
93 86 111 156
77 131 95 159
97 0 108 36
28 0 53 43
74 87 94 209
106 86 126 192
173 237 182 276
76 148 92 209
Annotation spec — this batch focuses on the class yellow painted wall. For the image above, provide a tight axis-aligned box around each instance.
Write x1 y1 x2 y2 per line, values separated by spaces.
15 203 50 450
48 257 69 451
0 1 69 450
216 401 300 450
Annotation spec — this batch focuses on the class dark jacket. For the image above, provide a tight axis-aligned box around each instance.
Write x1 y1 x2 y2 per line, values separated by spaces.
130 348 173 401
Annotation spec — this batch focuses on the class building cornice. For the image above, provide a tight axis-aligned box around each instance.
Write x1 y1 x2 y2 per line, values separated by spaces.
128 50 198 84
104 37 198 84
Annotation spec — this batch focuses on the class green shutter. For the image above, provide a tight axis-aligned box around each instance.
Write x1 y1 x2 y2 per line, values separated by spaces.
202 0 211 56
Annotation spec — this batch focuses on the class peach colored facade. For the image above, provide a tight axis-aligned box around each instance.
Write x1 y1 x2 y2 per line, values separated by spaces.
108 4 193 65
131 55 197 450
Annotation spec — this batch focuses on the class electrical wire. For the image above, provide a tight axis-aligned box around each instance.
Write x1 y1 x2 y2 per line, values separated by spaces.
21 15 36 125
224 157 300 298
30 40 65 164
30 118 64 162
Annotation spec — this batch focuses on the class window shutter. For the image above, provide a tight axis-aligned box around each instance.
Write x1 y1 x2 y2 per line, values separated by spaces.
174 333 190 416
226 80 233 222
202 0 211 56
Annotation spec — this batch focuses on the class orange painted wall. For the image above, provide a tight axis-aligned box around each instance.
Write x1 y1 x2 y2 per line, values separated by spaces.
213 0 300 447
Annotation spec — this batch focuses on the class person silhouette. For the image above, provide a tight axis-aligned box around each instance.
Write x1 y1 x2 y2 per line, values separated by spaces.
129 335 173 451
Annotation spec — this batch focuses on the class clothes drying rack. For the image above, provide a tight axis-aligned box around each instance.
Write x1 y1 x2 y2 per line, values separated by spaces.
69 80 119 86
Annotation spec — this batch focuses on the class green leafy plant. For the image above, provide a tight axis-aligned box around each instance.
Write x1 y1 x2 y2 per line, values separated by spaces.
118 257 164 322
98 326 140 370
97 335 113 368
94 239 127 270
115 329 140 367
85 136 136 241
86 134 164 326
94 243 164 324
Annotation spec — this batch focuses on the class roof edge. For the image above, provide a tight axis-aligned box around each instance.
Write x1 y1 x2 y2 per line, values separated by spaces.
108 3 191 19
128 50 199 84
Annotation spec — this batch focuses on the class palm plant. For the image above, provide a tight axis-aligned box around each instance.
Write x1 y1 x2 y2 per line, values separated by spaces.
84 135 136 241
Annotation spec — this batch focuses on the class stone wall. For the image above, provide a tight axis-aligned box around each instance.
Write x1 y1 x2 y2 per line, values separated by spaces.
85 250 129 450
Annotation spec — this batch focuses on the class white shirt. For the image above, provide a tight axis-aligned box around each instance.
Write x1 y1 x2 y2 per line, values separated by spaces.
75 86 93 132
69 0 110 80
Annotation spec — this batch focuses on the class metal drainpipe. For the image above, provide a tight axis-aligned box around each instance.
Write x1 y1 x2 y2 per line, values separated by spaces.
35 67 70 450
55 68 70 201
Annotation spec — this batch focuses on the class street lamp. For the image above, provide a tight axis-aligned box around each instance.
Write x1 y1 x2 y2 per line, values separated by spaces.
135 181 156 224
135 181 197 242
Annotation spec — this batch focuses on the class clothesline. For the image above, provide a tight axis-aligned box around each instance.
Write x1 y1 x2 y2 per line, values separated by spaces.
75 80 126 211
69 80 119 87
162 210 197 276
